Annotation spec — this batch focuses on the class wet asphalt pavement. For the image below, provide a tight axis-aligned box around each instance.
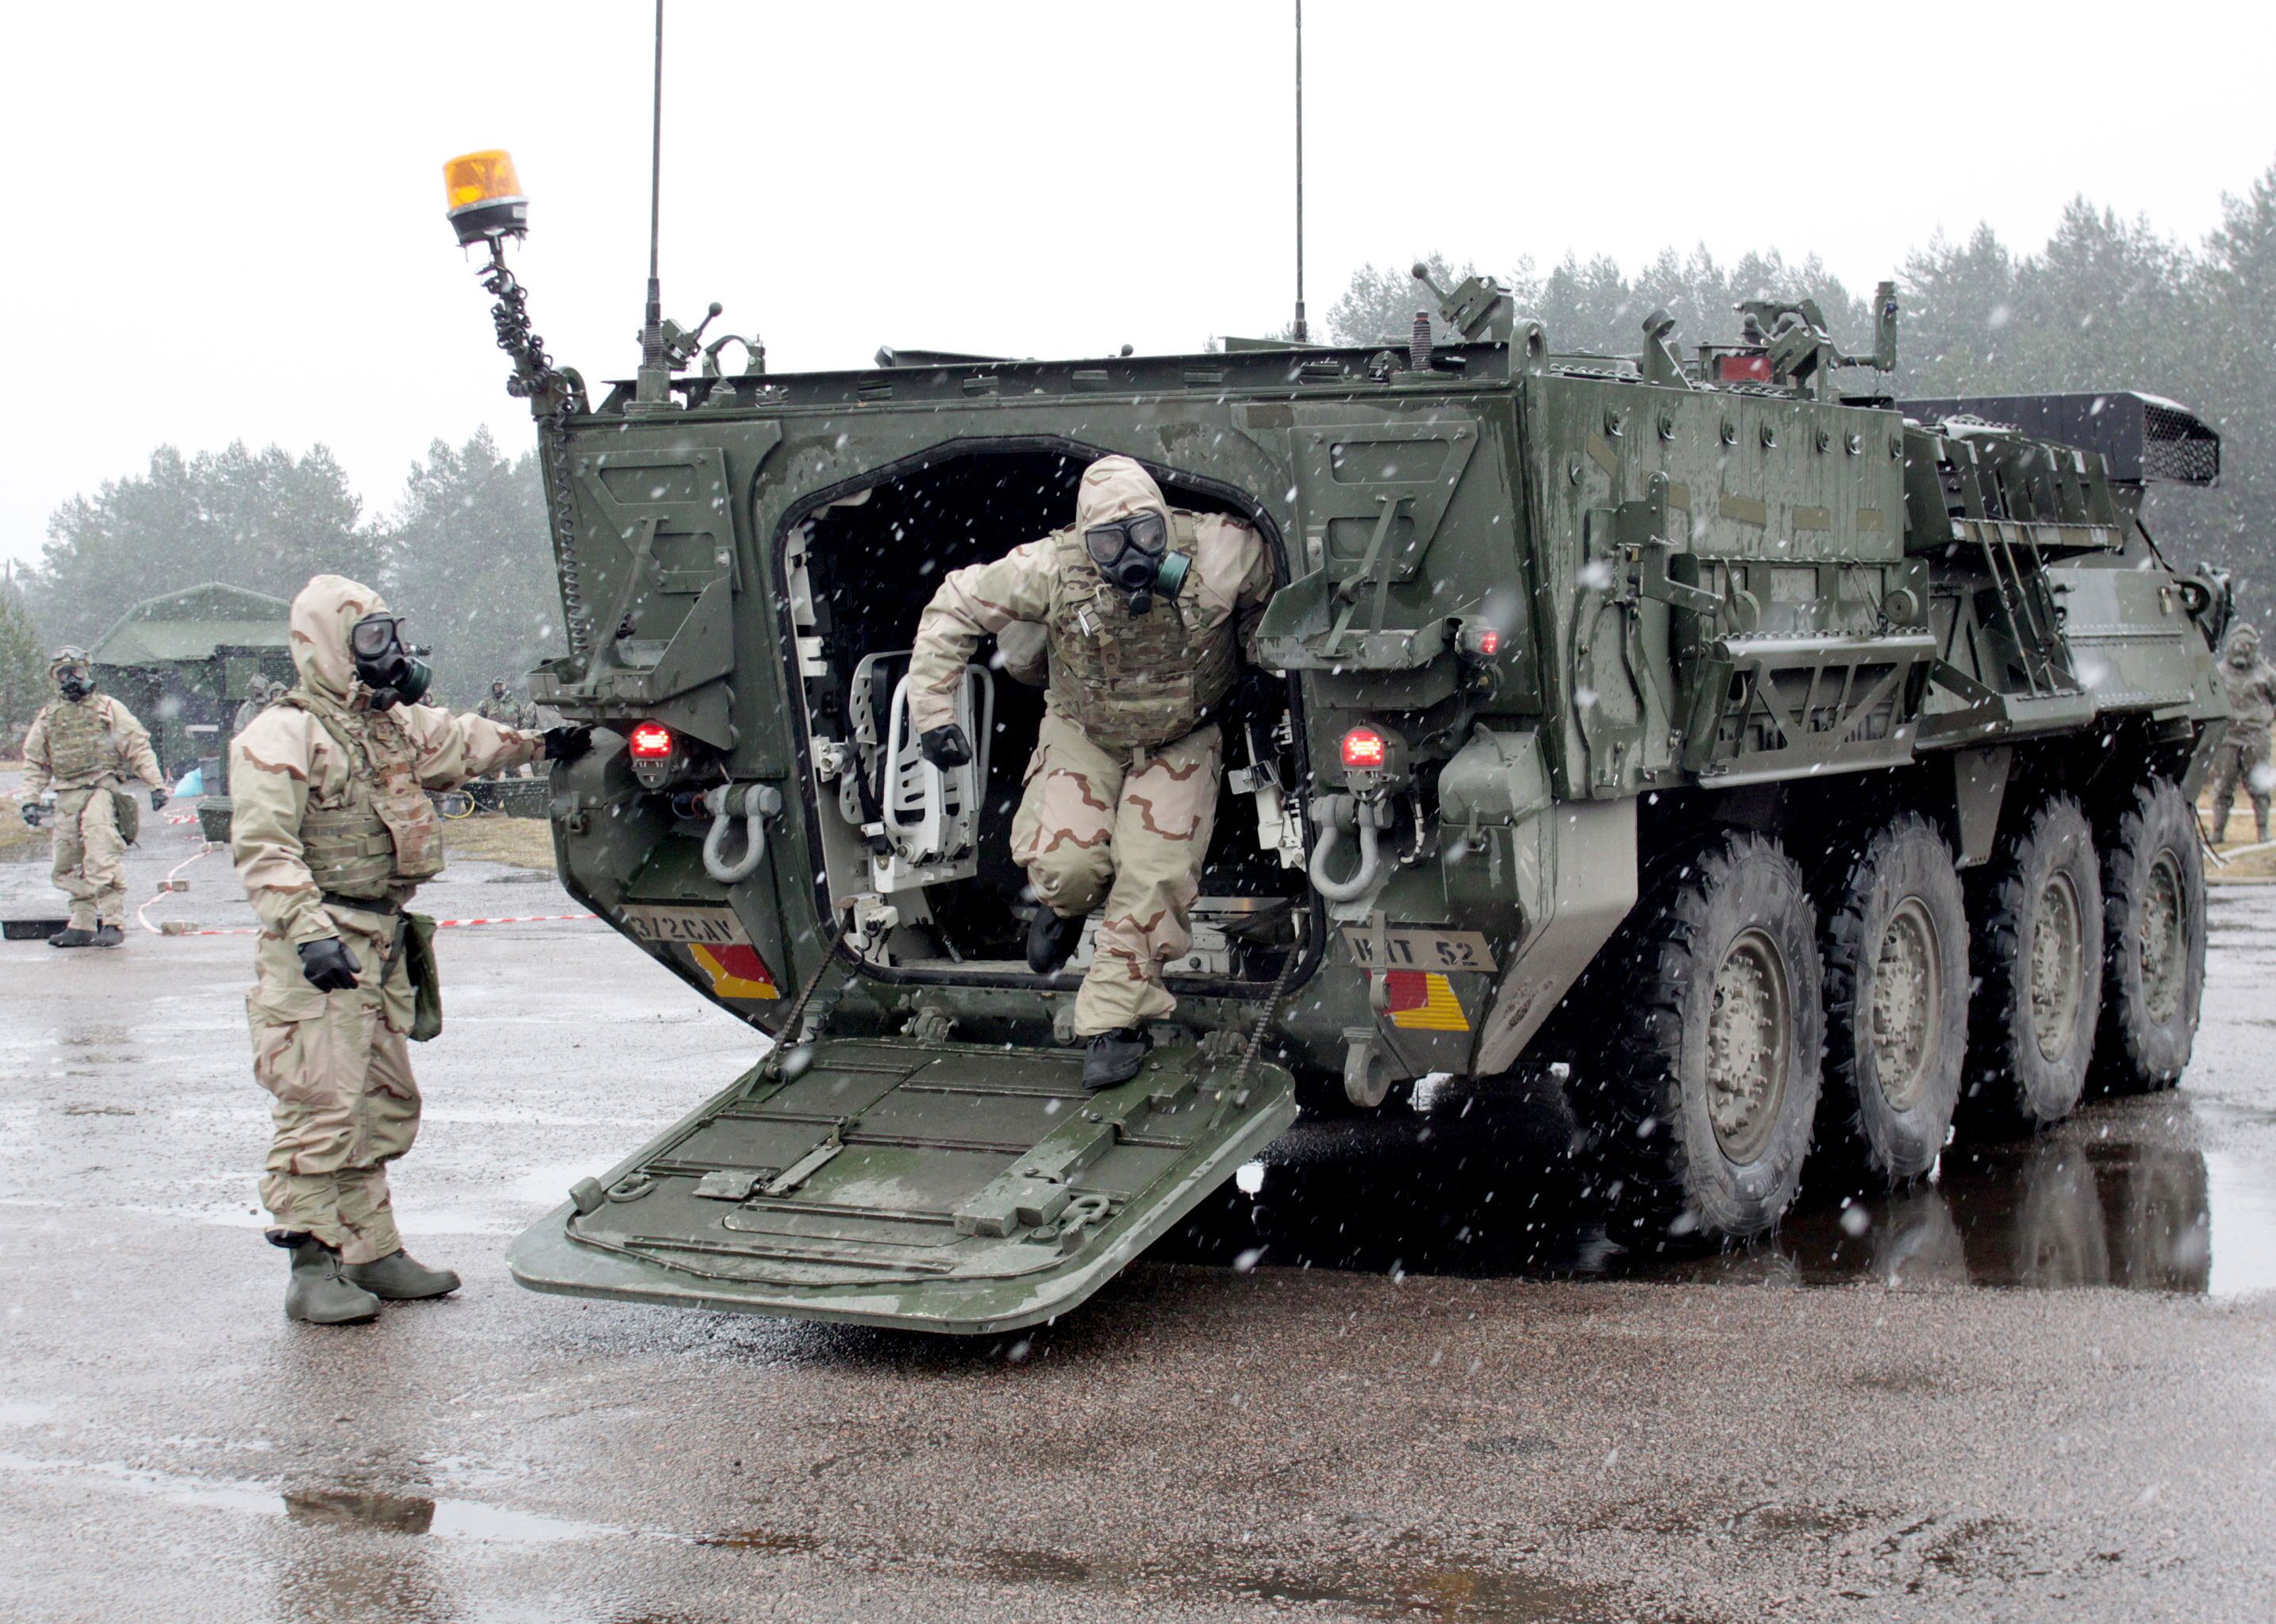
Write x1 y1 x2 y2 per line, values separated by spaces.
3 808 2274 1623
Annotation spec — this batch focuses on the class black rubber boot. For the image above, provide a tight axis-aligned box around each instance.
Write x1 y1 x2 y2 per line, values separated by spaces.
1082 1027 1151 1089
1026 907 1085 976
48 927 95 948
90 924 123 947
345 1250 461 1300
284 1240 383 1325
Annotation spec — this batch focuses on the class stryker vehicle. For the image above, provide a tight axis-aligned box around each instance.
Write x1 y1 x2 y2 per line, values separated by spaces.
444 155 2229 1334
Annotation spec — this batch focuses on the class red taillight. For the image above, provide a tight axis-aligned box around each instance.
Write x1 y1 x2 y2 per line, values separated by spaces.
1472 628 1500 656
628 722 675 760
1340 727 1387 770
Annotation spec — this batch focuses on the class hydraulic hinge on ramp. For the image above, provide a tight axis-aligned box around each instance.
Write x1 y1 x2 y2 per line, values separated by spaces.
507 1036 1296 1335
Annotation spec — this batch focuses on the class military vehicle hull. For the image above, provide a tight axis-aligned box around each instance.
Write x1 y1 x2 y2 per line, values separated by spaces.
491 289 2226 1330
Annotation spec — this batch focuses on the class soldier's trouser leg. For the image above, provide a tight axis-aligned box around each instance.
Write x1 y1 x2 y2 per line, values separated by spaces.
78 789 127 927
2247 734 2274 842
2210 743 2244 844
50 789 95 931
1010 713 1123 921
1071 724 1221 1037
249 950 421 1266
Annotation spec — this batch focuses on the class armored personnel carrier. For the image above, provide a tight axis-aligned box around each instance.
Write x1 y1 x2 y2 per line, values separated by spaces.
445 156 2228 1333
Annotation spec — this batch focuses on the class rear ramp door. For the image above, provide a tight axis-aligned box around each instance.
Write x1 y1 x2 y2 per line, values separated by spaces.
509 1037 1295 1334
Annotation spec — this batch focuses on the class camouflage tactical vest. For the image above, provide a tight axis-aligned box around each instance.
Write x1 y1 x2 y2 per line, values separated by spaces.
273 690 444 897
1045 511 1237 754
41 697 114 782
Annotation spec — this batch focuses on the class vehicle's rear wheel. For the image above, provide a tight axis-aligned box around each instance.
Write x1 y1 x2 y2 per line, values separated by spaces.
2093 777 2205 1094
1963 795 2102 1131
1567 831 1823 1238
1817 814 1968 1183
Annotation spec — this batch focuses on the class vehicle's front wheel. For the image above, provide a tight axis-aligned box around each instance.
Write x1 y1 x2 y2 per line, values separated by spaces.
1817 814 1969 1183
1963 795 2102 1131
1568 831 1823 1238
2094 777 2205 1094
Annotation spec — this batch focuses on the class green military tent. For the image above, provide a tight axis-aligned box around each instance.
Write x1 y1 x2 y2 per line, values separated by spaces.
90 582 294 776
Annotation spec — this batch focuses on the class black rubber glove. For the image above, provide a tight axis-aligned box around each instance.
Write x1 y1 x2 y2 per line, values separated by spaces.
20 802 40 829
542 725 594 763
298 937 363 992
149 786 168 812
919 724 973 769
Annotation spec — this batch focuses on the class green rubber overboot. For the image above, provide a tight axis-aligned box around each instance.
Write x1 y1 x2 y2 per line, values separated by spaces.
285 1240 382 1325
344 1250 461 1301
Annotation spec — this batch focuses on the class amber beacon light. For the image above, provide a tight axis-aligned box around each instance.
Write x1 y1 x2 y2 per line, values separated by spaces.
443 149 529 245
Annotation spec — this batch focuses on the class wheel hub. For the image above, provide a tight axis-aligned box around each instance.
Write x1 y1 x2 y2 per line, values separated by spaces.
1706 929 1792 1163
2138 852 2185 1024
2028 871 2085 1060
1870 897 1941 1110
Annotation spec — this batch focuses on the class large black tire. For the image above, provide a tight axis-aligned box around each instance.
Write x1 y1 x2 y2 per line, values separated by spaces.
1817 814 1969 1184
1568 831 1823 1238
1962 795 2102 1131
2093 777 2205 1094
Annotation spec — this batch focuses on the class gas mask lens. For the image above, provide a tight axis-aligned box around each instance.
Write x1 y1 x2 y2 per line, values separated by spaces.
349 613 433 710
56 665 92 700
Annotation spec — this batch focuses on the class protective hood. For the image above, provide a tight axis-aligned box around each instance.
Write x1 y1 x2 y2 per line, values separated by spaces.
1073 455 1170 536
289 574 389 702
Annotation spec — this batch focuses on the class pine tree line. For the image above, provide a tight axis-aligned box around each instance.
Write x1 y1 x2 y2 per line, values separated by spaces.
18 429 559 713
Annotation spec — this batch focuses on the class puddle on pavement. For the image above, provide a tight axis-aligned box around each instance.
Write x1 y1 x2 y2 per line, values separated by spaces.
0 1452 621 1544
1157 1075 2276 1297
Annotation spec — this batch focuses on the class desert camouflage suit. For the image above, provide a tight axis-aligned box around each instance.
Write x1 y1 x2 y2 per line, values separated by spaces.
20 675 163 932
909 455 1274 1035
2211 624 2276 844
231 575 544 1264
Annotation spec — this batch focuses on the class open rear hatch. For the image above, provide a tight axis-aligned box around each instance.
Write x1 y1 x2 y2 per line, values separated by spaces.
509 1035 1295 1334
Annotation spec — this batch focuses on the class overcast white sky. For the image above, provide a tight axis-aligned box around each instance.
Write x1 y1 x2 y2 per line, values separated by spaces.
4 1 2273 571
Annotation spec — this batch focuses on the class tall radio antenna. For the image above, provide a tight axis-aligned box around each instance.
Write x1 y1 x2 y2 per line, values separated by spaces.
1291 1 1307 344
643 0 666 373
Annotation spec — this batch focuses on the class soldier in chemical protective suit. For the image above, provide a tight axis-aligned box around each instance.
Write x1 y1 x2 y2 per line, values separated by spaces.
2211 622 2276 845
906 455 1275 1088
477 678 539 777
18 647 167 947
229 575 592 1324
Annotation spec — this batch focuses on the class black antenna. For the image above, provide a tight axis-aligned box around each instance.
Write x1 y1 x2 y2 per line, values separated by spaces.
642 0 665 374
1291 0 1307 344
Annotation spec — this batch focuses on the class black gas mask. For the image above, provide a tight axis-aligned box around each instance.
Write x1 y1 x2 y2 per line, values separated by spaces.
349 613 433 710
54 665 94 702
1082 509 1190 616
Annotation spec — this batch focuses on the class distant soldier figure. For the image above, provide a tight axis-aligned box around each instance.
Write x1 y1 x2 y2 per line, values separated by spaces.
478 679 539 777
233 675 278 739
2211 622 2276 845
18 646 167 948
230 575 590 1324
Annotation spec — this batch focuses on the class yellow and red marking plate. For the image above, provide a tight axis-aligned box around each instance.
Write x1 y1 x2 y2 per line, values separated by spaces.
620 904 779 1000
1383 969 1467 1031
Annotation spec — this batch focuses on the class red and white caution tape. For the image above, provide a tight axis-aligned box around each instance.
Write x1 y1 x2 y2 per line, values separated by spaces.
136 844 217 935
156 911 599 939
